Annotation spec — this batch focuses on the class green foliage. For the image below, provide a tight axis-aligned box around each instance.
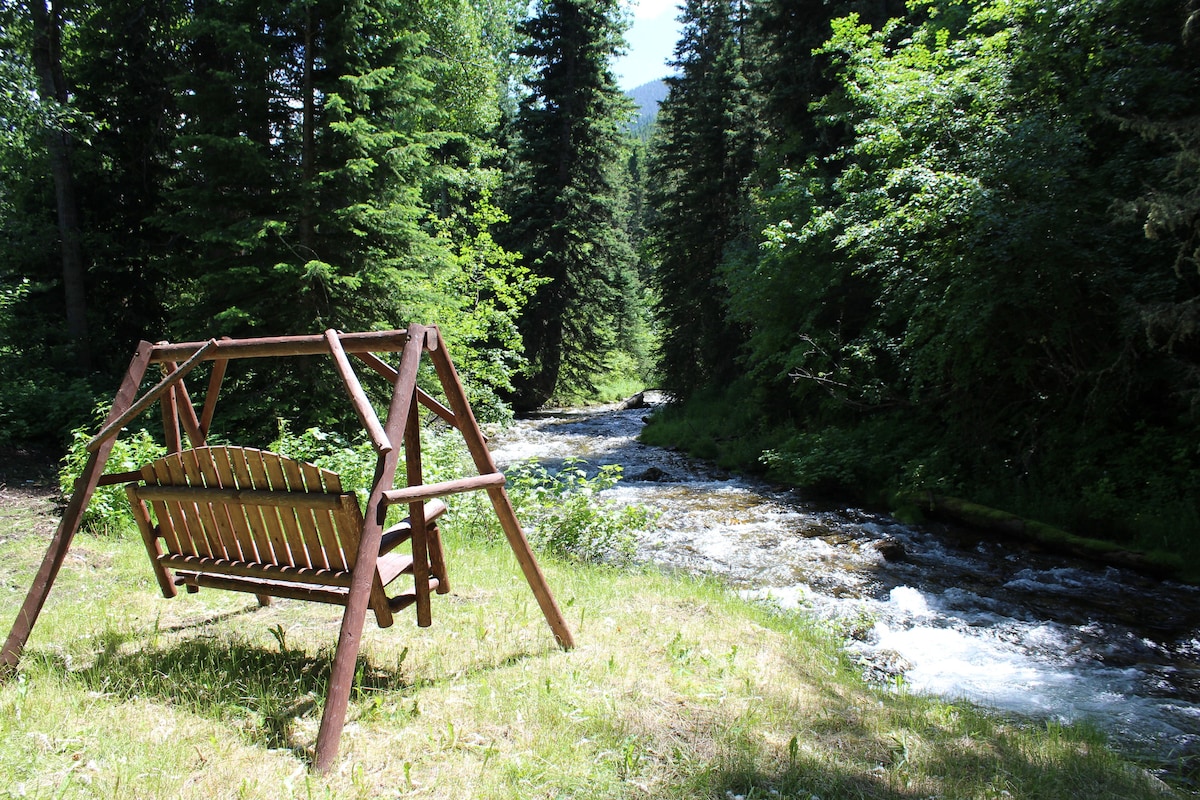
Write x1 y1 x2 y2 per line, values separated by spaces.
0 280 100 445
269 420 478 528
426 190 544 420
269 423 380 502
653 0 1200 552
503 458 651 563
647 0 759 398
59 419 166 534
637 380 774 471
1 0 534 445
196 423 655 564
500 0 641 409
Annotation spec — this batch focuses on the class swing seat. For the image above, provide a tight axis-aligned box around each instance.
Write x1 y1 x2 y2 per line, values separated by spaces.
125 446 453 629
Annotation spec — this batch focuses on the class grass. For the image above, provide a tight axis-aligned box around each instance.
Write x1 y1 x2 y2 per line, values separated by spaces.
0 490 1184 799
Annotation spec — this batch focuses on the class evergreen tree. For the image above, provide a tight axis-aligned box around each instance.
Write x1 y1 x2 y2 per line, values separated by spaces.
750 0 902 171
647 0 758 399
501 0 636 410
70 0 180 364
29 0 88 369
0 0 537 442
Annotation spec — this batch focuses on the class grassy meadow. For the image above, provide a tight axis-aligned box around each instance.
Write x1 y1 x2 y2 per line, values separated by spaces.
0 485 1184 799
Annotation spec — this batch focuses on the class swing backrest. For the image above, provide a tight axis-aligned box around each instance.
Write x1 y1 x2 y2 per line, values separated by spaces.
125 445 414 627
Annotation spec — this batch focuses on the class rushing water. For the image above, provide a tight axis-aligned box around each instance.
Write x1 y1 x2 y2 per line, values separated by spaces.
488 395 1200 781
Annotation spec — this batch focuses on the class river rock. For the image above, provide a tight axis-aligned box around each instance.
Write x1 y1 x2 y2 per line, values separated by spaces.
872 537 908 562
633 466 673 482
616 391 648 410
856 648 913 684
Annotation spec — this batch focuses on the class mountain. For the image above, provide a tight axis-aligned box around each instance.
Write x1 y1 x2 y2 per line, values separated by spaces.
625 78 668 138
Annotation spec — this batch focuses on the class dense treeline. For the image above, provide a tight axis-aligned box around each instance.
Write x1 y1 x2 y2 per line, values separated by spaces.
0 0 645 441
646 0 1200 552
3 0 1198 554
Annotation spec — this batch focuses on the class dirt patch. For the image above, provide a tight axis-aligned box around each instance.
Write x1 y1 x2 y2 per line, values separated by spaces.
0 443 60 488
0 444 63 534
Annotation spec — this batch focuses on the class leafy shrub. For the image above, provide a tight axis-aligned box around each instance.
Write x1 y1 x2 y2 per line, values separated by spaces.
0 361 99 447
270 421 481 528
59 421 166 534
503 458 652 564
269 422 379 500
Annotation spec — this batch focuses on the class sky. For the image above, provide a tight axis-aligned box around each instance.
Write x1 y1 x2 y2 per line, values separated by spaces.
612 0 683 91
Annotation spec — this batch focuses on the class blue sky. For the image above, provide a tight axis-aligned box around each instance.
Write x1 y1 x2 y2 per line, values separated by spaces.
612 0 683 91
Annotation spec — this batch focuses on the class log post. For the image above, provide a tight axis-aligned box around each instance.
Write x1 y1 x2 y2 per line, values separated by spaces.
312 326 424 772
1 341 155 675
425 326 575 650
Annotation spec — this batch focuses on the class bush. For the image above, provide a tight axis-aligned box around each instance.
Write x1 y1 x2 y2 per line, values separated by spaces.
269 422 379 500
59 421 166 534
503 458 652 564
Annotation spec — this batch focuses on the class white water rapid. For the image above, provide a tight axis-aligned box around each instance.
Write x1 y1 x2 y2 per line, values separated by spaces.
487 395 1200 782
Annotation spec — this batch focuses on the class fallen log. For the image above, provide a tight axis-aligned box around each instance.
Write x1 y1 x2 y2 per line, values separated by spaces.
901 492 1187 581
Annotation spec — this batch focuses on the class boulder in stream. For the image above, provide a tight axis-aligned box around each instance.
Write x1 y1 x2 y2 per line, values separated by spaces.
633 466 674 482
616 391 648 410
872 537 908 562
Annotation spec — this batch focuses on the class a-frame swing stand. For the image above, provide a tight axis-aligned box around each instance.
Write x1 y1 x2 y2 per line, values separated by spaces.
0 326 573 771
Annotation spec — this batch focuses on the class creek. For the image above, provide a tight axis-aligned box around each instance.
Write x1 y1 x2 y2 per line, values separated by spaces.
488 394 1200 783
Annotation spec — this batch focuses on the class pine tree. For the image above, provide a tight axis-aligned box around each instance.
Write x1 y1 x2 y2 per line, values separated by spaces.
71 0 180 366
750 0 901 171
29 0 89 370
501 0 636 410
647 0 758 399
152 0 496 433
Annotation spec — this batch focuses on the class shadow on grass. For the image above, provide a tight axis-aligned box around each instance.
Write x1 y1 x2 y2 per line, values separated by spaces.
586 643 1180 800
42 603 544 765
700 705 1180 800
675 726 1174 800
65 634 387 758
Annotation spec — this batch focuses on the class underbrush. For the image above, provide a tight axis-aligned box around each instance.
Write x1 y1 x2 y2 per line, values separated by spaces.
503 458 654 564
637 383 774 472
58 418 654 566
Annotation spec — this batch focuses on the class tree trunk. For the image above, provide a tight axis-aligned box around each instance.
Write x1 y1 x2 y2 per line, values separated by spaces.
30 0 89 371
299 6 316 253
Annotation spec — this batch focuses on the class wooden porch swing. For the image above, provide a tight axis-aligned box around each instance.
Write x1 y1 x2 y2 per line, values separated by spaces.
0 325 573 772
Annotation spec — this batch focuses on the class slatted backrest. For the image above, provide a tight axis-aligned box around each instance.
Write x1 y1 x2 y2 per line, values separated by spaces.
138 446 359 573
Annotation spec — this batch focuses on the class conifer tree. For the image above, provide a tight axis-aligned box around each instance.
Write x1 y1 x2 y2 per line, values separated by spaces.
501 0 636 410
647 0 758 399
751 0 900 171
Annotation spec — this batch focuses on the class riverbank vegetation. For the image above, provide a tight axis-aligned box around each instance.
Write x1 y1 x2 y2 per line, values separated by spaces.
0 459 1184 798
644 0 1200 572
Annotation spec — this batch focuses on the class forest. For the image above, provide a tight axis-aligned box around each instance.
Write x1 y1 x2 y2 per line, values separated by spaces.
1 0 1198 563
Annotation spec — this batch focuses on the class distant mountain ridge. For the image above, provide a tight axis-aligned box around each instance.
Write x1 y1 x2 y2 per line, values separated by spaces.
625 78 667 137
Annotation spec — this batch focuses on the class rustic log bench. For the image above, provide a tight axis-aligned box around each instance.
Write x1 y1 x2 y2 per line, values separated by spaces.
124 446 467 628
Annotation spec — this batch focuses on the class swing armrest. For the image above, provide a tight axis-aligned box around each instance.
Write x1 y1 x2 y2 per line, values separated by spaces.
380 499 449 554
380 472 506 506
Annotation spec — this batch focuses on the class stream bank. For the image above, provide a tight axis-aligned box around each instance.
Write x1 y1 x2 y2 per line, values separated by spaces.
490 396 1200 785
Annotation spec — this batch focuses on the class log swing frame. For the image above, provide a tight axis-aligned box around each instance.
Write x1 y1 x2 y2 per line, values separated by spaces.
0 325 574 771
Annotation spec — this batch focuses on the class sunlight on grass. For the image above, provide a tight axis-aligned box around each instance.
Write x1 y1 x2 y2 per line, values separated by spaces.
0 498 1182 799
